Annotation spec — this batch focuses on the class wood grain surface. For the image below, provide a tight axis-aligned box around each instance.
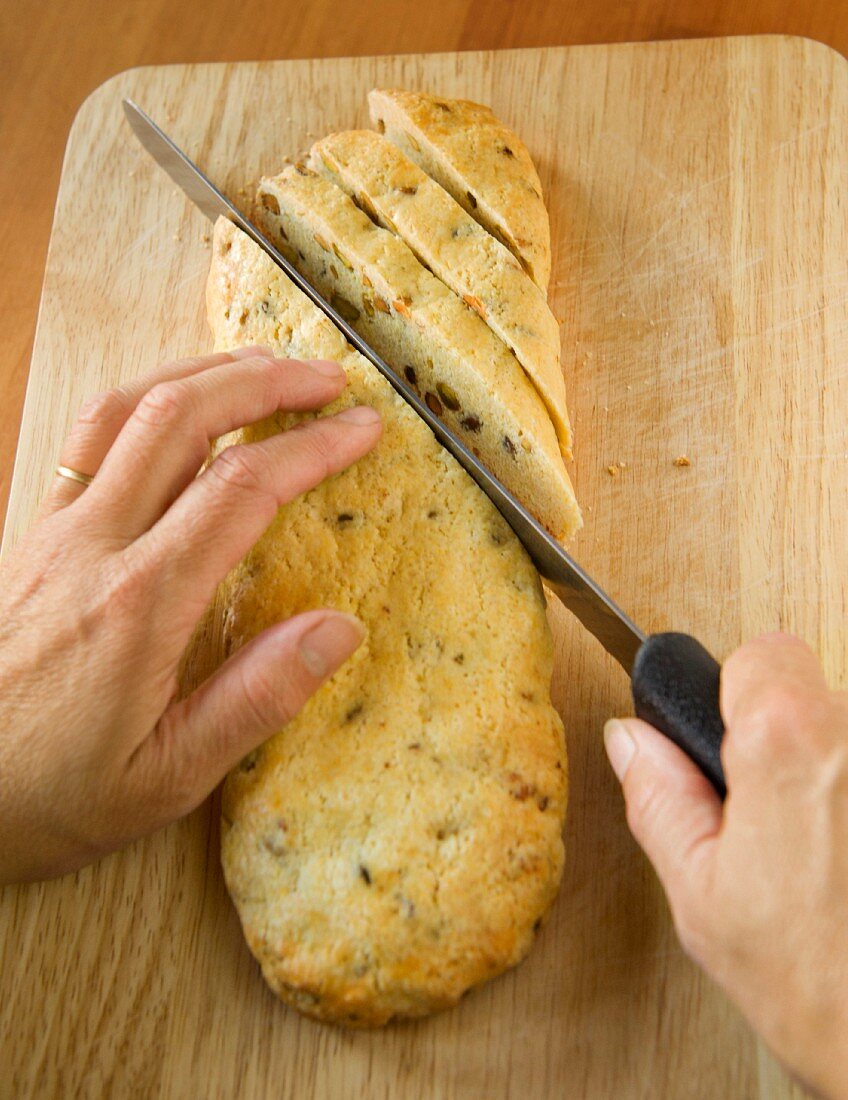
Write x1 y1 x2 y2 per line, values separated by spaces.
1 2 847 524
1 38 846 1098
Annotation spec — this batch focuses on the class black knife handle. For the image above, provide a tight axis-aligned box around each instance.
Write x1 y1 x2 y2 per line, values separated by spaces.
631 633 726 798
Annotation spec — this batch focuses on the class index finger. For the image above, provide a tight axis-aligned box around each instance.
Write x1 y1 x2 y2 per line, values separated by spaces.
720 632 832 778
721 633 828 725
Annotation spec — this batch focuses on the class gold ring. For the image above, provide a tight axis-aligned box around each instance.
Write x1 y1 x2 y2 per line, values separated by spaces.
55 465 95 487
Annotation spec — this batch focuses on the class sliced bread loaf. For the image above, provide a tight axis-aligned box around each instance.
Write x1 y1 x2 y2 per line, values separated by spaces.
256 166 581 542
309 130 572 459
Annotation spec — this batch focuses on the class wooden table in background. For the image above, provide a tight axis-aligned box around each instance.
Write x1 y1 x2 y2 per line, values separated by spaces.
0 0 846 520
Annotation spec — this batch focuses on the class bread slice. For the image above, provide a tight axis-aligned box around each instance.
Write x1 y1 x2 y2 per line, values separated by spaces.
206 218 568 1027
368 89 551 291
255 166 581 542
308 130 572 459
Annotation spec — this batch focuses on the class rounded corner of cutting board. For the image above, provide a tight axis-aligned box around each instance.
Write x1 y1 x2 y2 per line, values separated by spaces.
69 67 146 132
733 33 848 81
791 33 848 79
67 63 204 149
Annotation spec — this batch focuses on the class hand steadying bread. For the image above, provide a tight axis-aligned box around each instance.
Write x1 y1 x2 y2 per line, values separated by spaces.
0 87 845 1096
0 348 381 883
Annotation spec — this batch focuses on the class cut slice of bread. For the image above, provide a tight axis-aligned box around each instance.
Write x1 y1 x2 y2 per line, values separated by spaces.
205 218 568 1027
368 89 551 291
309 130 572 459
256 166 581 542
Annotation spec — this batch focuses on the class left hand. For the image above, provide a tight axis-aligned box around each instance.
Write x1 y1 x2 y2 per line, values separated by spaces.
0 347 382 885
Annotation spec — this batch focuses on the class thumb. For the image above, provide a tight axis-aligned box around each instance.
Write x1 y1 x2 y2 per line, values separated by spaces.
133 609 365 826
604 717 723 927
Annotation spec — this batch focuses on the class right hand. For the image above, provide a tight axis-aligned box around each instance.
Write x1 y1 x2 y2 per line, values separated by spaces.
605 633 848 1098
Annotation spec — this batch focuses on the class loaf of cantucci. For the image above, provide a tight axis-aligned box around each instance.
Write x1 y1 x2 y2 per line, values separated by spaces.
308 130 572 458
255 166 581 542
368 89 552 290
206 218 568 1027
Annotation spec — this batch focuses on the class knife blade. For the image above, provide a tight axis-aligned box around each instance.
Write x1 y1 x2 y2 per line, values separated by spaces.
123 97 727 797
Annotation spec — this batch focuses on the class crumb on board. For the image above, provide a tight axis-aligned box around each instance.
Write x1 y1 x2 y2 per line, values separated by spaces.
606 465 620 478
673 455 691 467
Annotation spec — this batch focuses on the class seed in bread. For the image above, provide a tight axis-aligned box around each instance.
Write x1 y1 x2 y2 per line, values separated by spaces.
255 166 581 543
368 89 552 291
205 217 568 1027
309 130 572 459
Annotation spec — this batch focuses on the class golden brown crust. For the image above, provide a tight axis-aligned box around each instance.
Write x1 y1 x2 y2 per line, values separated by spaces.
207 219 567 1027
309 130 572 459
368 89 552 290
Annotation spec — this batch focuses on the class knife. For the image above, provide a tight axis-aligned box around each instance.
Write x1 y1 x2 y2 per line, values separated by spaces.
123 98 727 798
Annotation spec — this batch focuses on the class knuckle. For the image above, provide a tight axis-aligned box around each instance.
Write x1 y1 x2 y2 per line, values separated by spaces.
134 381 195 430
670 897 711 964
731 683 819 762
77 387 129 427
755 682 810 728
159 752 202 821
144 714 202 822
208 445 269 495
720 645 746 687
238 663 293 733
623 771 664 839
102 558 148 613
165 764 203 820
726 632 807 672
296 422 337 478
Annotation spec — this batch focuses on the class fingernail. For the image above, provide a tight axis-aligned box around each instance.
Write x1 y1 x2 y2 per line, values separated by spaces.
304 358 345 378
604 719 636 782
299 613 365 679
233 345 274 358
335 405 381 426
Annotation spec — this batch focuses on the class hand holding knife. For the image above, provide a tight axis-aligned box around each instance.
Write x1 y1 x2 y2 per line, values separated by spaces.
123 98 727 797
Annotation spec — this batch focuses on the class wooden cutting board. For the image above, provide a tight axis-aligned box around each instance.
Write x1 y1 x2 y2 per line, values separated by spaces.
2 36 846 1099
